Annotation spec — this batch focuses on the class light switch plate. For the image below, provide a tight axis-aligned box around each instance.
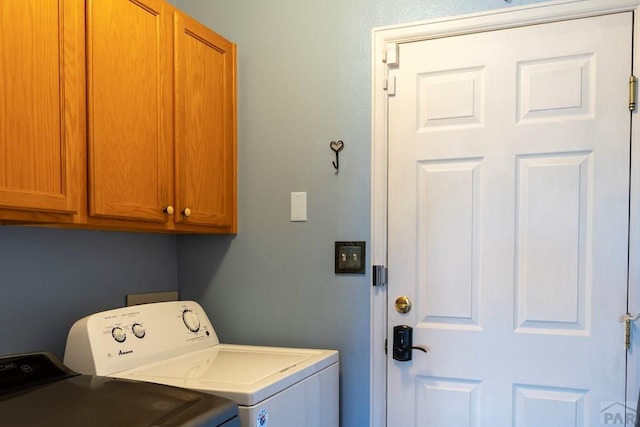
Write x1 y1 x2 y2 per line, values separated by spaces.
291 192 307 221
335 241 366 274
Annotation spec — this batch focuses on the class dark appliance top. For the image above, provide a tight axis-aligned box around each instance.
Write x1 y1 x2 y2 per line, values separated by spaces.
0 352 238 427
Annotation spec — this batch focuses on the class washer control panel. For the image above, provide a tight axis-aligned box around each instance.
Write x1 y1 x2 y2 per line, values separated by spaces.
64 301 219 376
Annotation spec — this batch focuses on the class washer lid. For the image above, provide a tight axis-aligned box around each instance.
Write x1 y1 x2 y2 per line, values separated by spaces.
112 344 339 406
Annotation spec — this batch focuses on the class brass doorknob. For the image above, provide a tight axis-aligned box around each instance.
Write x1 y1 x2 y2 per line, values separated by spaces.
163 205 174 215
182 207 192 217
395 296 412 314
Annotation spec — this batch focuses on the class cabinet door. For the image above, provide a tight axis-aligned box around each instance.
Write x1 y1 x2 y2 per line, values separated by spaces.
88 0 173 223
0 0 85 218
174 12 237 231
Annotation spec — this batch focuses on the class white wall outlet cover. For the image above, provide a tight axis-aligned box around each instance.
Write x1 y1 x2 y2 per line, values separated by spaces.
291 192 307 221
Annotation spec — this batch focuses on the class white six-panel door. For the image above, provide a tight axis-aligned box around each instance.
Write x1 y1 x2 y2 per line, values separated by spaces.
386 12 632 426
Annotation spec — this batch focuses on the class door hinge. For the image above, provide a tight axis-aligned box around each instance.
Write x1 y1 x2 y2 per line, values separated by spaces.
620 312 639 350
629 75 637 111
384 338 388 355
373 265 387 287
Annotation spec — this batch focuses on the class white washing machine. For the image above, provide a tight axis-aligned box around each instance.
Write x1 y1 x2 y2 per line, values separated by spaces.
63 301 339 427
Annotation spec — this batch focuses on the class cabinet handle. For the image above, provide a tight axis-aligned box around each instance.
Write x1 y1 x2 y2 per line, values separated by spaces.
163 205 175 215
181 207 192 217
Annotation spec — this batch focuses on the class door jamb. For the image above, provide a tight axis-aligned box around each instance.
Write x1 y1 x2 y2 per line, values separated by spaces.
370 1 640 426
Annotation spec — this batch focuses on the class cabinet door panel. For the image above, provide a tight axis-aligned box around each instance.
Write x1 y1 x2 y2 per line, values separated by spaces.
174 13 236 230
88 0 173 222
0 0 84 216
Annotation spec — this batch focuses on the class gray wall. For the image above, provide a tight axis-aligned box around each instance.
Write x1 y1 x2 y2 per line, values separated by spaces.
0 227 178 358
175 0 548 426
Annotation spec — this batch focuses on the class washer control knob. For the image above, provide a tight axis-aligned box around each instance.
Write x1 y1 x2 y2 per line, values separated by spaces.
182 309 200 332
112 327 126 343
132 323 146 339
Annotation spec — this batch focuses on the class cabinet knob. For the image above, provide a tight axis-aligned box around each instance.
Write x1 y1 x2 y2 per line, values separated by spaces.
182 207 192 217
163 205 174 215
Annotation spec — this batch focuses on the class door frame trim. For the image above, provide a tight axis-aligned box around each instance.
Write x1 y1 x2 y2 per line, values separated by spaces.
371 1 640 425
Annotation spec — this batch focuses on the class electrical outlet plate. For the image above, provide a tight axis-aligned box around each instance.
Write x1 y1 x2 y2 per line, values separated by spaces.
335 241 366 274
126 291 179 307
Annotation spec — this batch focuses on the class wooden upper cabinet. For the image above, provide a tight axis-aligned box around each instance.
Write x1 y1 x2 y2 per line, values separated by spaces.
1 0 236 232
0 0 85 221
174 12 237 231
87 0 173 223
87 0 237 232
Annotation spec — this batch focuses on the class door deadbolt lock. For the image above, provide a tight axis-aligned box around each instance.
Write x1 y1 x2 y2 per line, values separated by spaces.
395 296 412 314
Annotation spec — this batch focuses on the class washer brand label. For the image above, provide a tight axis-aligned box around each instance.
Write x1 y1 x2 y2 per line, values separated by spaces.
118 350 133 356
257 409 268 426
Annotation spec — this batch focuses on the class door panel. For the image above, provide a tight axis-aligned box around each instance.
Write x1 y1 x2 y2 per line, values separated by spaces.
387 13 631 426
516 153 590 331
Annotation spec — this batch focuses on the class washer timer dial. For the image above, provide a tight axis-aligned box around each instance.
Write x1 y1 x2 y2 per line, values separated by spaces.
182 309 200 332
112 327 126 343
132 323 146 338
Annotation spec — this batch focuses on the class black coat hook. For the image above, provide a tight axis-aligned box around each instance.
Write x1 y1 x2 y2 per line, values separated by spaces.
330 140 344 172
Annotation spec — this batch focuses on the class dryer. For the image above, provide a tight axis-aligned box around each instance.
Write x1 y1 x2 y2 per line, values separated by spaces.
64 301 339 427
0 352 239 427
